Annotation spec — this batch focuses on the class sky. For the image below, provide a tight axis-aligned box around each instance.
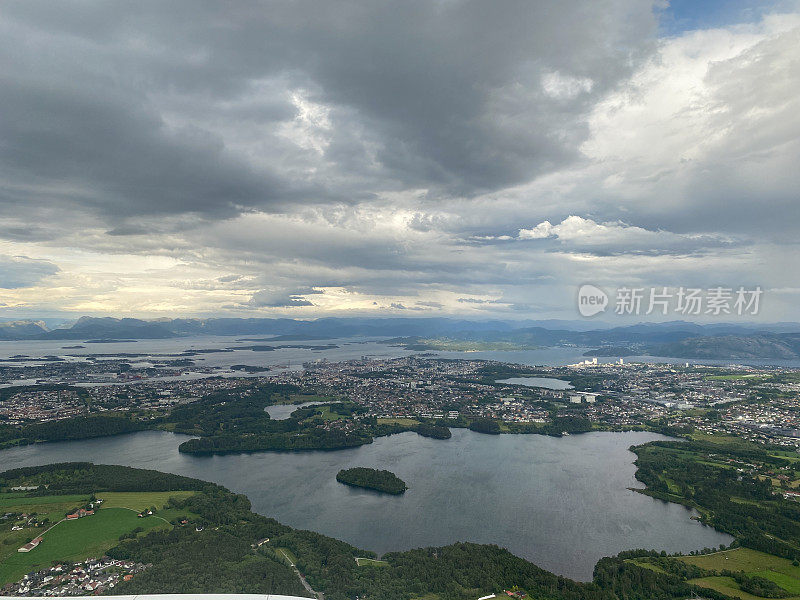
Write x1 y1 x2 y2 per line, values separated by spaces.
0 0 799 323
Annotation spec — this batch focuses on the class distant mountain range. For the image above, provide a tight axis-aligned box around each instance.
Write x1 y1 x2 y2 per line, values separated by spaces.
2 316 800 360
0 316 549 341
651 334 800 360
0 320 51 339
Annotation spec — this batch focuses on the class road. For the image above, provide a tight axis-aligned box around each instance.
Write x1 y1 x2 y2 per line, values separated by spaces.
277 548 324 600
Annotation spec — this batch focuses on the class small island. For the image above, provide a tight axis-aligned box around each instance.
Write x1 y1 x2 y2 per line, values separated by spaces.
336 467 408 495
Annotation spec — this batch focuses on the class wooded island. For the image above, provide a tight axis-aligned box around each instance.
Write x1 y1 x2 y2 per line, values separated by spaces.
336 467 408 494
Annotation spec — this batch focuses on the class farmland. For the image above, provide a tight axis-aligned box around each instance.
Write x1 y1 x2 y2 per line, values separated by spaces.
677 546 800 599
0 507 165 584
0 489 193 586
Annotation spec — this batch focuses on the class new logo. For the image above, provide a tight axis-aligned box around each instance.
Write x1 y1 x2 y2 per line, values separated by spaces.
577 284 608 317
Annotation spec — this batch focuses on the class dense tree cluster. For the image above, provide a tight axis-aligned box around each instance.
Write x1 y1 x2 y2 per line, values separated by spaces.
0 462 210 494
0 414 144 448
167 383 297 436
179 428 374 454
548 415 593 435
170 386 384 454
469 418 502 434
109 528 307 596
414 423 452 439
336 467 408 494
730 572 790 598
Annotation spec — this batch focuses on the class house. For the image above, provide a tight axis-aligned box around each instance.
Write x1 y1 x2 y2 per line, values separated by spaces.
18 537 43 553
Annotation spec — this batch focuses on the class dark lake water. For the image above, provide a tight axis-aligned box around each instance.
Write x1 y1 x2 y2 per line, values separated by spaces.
0 429 731 580
265 401 329 420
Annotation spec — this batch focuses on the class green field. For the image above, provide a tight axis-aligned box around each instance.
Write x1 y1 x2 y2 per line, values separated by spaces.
356 557 389 567
0 527 33 567
315 405 349 421
680 548 800 599
689 575 771 600
0 493 88 508
99 490 196 511
688 431 760 450
772 451 800 463
0 492 92 535
625 558 667 573
0 490 194 586
757 571 800 595
679 548 800 574
0 507 166 584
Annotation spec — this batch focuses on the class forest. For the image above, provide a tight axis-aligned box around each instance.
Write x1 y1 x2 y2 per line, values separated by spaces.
336 467 408 494
414 422 452 439
0 462 211 494
0 414 145 449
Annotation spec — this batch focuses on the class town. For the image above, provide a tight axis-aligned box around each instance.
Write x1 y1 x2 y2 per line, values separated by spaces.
2 353 799 449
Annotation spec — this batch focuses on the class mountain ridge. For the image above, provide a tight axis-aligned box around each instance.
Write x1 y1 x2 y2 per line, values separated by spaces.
0 316 798 360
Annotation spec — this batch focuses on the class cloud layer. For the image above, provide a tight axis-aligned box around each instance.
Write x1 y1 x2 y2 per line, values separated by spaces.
0 1 799 321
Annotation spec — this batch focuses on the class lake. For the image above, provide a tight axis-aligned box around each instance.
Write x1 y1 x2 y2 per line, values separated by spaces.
265 401 330 420
0 429 731 580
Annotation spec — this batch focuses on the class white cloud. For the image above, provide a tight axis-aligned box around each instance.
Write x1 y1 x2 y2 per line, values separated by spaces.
516 216 733 255
518 221 555 240
581 12 800 232
541 71 594 100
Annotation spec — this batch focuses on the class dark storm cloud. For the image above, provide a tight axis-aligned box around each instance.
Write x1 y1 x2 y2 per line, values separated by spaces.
0 0 658 228
0 66 310 220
